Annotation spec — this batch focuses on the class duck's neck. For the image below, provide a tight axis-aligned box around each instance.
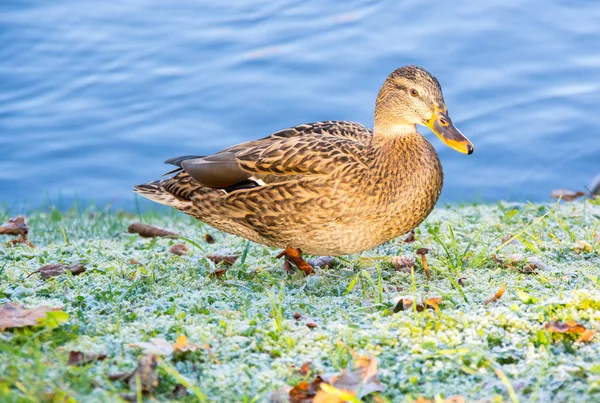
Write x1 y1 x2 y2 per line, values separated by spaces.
372 123 416 146
368 128 444 214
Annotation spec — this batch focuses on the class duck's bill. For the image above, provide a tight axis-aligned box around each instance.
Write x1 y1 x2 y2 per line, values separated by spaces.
426 106 474 155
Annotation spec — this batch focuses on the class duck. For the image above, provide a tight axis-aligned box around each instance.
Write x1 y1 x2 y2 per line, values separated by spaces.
134 65 474 274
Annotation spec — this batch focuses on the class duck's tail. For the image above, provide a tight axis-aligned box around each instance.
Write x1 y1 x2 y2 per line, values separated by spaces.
133 176 196 210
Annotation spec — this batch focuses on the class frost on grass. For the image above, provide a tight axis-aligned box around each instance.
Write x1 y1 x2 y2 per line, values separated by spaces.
0 201 599 402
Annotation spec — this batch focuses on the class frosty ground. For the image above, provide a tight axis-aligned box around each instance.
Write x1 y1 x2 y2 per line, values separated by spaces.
1 200 599 402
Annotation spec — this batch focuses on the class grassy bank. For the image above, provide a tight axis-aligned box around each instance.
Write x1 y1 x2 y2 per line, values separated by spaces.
1 200 600 402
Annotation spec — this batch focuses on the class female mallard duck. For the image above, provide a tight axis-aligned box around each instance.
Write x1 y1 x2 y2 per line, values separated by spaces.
135 65 474 274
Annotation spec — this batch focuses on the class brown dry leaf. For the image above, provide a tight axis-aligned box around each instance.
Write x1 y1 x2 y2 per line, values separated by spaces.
279 356 384 403
169 243 189 256
128 353 159 393
204 233 216 244
393 297 421 312
129 259 142 266
317 356 384 400
393 296 442 313
209 267 228 279
391 255 415 272
424 296 442 313
288 379 323 403
306 322 318 329
0 216 34 247
29 263 86 279
68 351 107 366
491 254 540 274
127 222 179 238
576 329 597 343
0 216 29 236
403 230 416 243
206 250 239 266
0 303 62 331
484 284 507 306
293 312 302 320
299 362 312 376
550 189 586 201
416 248 430 281
307 256 335 269
545 320 587 334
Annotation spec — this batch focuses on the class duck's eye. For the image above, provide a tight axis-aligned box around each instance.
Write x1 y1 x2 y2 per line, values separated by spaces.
410 88 419 97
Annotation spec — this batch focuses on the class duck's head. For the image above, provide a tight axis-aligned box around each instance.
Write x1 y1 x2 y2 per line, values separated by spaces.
375 65 474 155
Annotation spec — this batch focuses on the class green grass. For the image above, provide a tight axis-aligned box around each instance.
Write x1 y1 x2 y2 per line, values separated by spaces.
1 200 600 402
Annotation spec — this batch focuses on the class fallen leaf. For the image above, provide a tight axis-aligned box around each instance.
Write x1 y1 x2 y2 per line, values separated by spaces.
392 296 442 313
204 233 216 244
492 254 541 274
0 303 63 331
129 353 159 393
0 216 29 236
403 231 416 243
129 259 142 266
130 335 204 356
393 297 422 312
415 248 430 281
545 320 587 334
29 263 86 279
0 216 34 247
68 351 107 366
457 277 467 286
573 240 593 253
209 267 228 279
127 222 179 238
306 322 318 329
111 355 161 399
300 362 312 376
577 329 597 343
169 243 189 256
172 335 202 353
206 250 239 266
279 355 385 403
317 355 384 400
289 379 322 402
307 256 335 269
424 296 442 313
391 255 415 272
293 312 302 320
550 189 586 202
484 284 507 306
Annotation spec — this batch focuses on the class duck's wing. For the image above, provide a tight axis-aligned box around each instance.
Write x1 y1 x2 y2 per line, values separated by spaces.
166 121 372 191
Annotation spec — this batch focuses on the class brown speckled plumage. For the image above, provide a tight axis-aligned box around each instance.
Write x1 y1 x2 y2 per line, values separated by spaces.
135 66 472 256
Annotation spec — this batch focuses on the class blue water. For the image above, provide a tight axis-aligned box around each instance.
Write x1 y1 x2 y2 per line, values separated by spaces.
2 0 600 208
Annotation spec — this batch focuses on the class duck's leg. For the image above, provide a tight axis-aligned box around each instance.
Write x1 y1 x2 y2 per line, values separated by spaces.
276 246 314 275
